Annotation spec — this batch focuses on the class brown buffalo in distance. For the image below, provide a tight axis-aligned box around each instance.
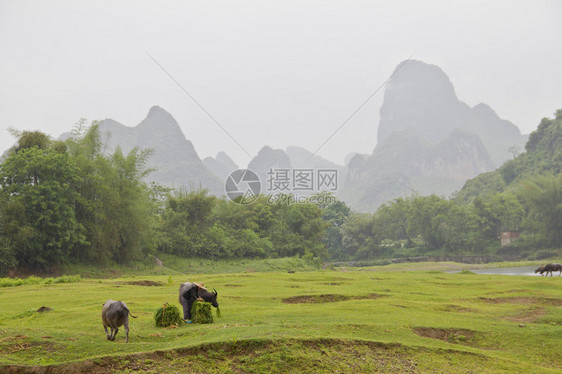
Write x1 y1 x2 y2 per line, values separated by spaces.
538 263 562 277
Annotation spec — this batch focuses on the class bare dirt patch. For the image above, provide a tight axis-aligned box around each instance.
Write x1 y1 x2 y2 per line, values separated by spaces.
479 297 562 306
282 293 384 304
223 284 243 287
504 307 547 323
488 289 529 294
413 327 476 346
37 306 52 313
0 335 61 356
0 335 27 344
121 280 164 287
445 304 476 313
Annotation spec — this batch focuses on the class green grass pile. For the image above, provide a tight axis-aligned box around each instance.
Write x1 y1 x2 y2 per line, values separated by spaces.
192 301 213 324
153 303 183 327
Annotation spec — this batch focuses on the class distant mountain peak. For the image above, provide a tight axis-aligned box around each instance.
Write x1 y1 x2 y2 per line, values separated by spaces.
216 151 237 168
203 151 239 181
91 107 222 194
378 60 462 145
147 105 170 118
139 106 182 133
285 146 342 169
472 102 498 119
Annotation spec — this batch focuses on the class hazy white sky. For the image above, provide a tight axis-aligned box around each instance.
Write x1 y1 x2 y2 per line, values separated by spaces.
1 0 561 166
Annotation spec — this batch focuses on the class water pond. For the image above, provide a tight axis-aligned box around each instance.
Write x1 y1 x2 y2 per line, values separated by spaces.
455 265 548 276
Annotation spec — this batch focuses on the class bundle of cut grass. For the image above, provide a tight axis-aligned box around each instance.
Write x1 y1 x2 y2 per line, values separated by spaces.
192 300 213 324
154 303 183 327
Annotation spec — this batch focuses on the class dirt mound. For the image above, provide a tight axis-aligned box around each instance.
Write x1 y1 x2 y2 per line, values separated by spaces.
121 280 164 287
36 306 52 313
0 339 418 374
0 337 536 373
283 293 383 304
413 327 476 346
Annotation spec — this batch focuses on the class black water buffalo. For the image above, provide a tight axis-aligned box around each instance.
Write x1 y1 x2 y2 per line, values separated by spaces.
179 282 218 321
102 299 137 343
541 263 562 277
535 266 546 276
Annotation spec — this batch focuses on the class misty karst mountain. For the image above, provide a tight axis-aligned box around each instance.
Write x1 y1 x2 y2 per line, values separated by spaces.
340 60 527 212
286 146 345 189
247 146 292 193
85 106 223 194
202 152 239 182
244 146 345 194
54 60 528 212
285 146 342 170
377 60 525 167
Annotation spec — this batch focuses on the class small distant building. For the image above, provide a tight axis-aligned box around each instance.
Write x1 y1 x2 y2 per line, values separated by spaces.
500 231 520 246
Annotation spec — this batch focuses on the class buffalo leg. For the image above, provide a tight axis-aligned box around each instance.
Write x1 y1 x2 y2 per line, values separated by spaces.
124 321 129 343
104 325 111 340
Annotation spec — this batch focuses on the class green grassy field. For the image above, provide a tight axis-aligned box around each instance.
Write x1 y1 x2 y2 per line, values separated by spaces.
0 262 561 373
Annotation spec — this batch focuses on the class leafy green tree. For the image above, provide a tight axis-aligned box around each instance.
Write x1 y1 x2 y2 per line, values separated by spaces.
342 213 376 259
518 174 562 247
433 204 482 254
0 146 86 268
407 195 450 249
102 147 157 263
376 197 411 243
321 199 351 260
471 197 497 241
0 194 17 275
488 192 524 232
7 129 51 153
158 189 218 257
65 122 159 264
272 202 327 258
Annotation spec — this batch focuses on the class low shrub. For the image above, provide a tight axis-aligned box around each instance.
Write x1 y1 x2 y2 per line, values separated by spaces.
0 275 81 288
53 275 81 283
529 249 561 261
